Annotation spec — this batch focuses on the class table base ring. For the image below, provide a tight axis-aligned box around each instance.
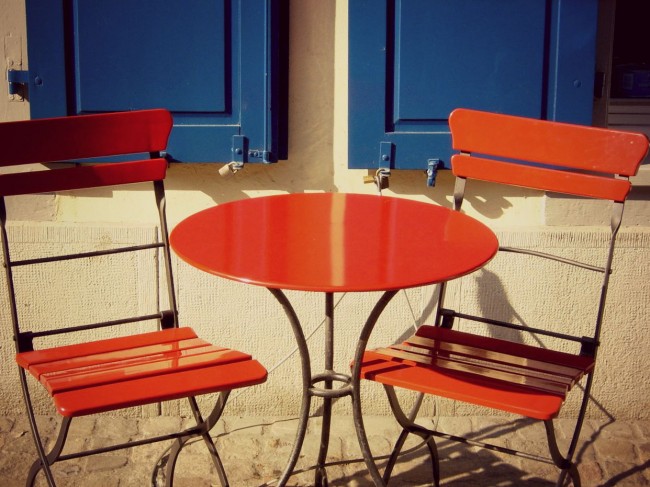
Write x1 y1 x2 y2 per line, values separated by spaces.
309 371 352 398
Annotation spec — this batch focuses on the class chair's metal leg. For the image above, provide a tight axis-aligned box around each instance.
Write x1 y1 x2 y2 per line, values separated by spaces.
164 437 189 487
425 436 440 487
545 373 594 487
196 392 230 487
25 416 72 487
268 288 313 487
383 392 426 484
19 368 62 487
544 420 581 487
164 434 229 487
351 290 399 486
384 386 439 486
382 427 409 484
164 393 231 487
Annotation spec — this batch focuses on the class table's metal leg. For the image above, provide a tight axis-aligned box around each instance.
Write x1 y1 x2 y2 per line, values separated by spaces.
268 288 313 487
315 292 335 486
270 287 395 487
269 290 354 486
351 290 398 487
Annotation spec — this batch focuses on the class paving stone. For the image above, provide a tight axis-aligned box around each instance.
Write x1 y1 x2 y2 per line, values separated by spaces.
94 415 139 440
139 415 182 436
578 461 605 486
434 415 474 436
0 416 14 432
599 420 638 439
637 442 650 462
84 453 129 472
573 441 599 462
2 414 650 486
68 416 96 437
635 421 650 439
601 460 650 486
594 437 638 463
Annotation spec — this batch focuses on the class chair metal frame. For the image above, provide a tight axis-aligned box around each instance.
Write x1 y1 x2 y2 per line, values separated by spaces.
354 108 649 486
0 109 266 486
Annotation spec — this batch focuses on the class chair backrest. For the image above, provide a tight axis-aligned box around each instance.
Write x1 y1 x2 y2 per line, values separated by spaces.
0 109 175 353
0 109 172 196
449 108 648 203
446 108 649 357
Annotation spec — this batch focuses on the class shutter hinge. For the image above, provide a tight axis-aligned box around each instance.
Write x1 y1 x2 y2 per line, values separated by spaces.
7 69 29 96
248 149 272 163
219 136 273 177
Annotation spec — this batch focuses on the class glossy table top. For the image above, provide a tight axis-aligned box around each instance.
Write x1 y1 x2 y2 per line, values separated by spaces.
170 193 498 293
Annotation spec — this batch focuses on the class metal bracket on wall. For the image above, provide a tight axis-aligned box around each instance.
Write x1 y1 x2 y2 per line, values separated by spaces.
7 69 29 97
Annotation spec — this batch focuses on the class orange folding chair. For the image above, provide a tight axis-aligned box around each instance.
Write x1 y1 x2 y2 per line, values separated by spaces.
0 109 267 486
357 108 648 486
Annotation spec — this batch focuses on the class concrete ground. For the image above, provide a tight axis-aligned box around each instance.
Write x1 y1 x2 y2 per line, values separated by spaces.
1 414 649 486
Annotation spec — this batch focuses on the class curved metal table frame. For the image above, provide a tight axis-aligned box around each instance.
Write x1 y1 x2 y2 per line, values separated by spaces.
170 193 498 486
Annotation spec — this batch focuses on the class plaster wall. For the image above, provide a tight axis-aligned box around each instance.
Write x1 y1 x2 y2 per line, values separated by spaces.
0 1 649 421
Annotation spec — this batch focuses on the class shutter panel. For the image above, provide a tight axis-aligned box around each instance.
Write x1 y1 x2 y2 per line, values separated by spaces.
24 0 288 163
348 0 598 171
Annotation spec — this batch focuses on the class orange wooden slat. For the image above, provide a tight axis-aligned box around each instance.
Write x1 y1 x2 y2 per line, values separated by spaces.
43 347 249 394
414 326 594 372
29 338 211 378
388 342 576 386
449 108 649 176
451 155 632 202
16 327 198 368
406 333 589 378
360 350 566 420
0 109 173 167
52 359 268 417
375 345 572 396
0 158 168 197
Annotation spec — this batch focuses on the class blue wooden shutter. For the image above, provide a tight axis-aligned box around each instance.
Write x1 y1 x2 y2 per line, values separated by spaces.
24 0 288 163
348 0 598 171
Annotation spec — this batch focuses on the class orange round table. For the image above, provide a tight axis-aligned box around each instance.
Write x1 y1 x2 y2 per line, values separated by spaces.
170 192 498 486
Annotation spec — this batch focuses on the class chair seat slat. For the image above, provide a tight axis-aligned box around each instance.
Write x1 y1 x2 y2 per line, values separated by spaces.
360 350 566 420
43 346 249 394
406 334 586 379
415 326 594 371
374 346 571 396
52 359 268 417
31 338 213 378
16 327 198 368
